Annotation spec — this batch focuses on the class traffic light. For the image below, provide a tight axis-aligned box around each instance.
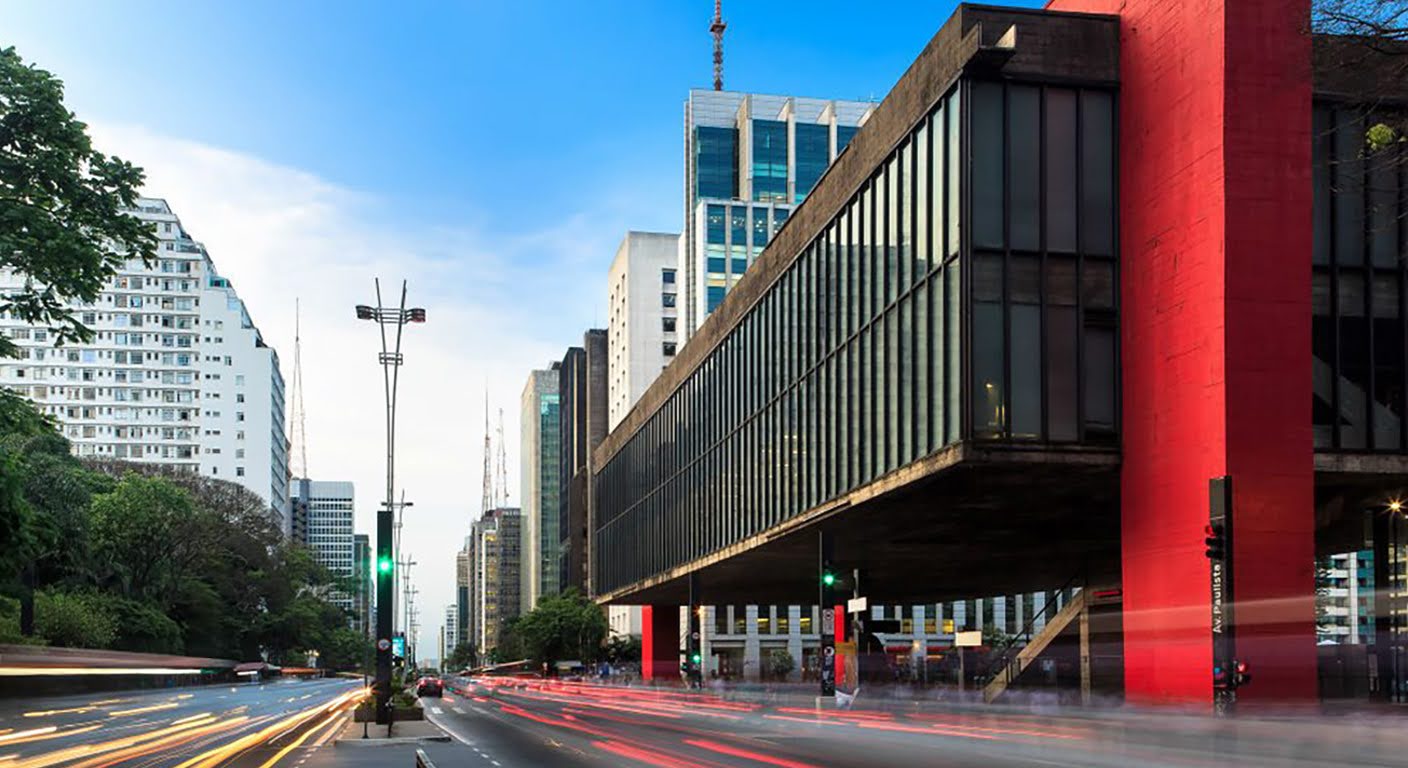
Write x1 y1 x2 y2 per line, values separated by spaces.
1213 663 1229 690
378 555 393 575
691 652 702 664
1232 659 1251 688
1204 522 1227 560
822 570 837 587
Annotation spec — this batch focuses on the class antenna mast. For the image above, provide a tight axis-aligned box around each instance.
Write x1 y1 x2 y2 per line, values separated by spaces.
290 298 308 478
481 389 493 515
495 407 508 508
710 0 727 91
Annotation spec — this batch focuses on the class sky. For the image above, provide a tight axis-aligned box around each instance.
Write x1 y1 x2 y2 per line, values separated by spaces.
3 0 1037 657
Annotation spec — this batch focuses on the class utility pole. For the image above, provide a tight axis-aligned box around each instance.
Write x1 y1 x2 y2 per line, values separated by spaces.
355 280 427 727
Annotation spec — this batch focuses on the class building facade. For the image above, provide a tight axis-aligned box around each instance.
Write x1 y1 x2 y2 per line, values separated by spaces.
520 365 562 613
559 331 608 594
680 90 875 338
353 533 372 638
607 232 682 429
590 2 1408 704
292 478 356 615
468 507 523 654
0 198 290 527
442 605 459 668
456 546 471 653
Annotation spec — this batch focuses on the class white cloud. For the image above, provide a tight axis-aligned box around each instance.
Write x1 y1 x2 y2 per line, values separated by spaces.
88 123 617 653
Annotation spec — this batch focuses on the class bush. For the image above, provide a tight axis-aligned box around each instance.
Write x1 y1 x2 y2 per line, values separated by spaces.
109 597 183 654
35 590 117 649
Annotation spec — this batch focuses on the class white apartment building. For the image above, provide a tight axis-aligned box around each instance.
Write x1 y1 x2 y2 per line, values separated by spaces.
0 198 289 526
199 273 290 525
606 232 680 430
293 478 355 613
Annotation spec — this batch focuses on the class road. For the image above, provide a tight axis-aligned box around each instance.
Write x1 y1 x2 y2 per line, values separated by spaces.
8 676 1408 766
0 677 363 767
417 677 1408 768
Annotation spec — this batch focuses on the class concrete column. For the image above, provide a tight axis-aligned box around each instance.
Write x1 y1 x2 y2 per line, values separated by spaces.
641 604 681 682
744 605 761 682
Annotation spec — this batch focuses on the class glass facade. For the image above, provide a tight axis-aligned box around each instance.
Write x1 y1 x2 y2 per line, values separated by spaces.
1312 104 1407 451
795 123 832 202
753 120 789 203
597 80 1119 595
968 82 1118 443
539 392 561 598
696 126 739 200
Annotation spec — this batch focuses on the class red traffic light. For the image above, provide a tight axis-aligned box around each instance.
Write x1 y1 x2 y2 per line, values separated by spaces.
1204 522 1227 560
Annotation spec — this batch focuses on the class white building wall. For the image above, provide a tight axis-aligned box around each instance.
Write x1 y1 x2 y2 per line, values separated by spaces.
198 277 289 527
0 198 288 527
607 232 680 430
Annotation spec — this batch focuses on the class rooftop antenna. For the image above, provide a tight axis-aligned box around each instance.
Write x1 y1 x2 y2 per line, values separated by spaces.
710 0 727 91
290 298 308 478
495 407 509 508
481 388 493 516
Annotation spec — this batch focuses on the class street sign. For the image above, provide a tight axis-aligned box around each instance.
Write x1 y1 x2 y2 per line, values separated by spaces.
821 608 835 631
847 596 868 614
955 630 983 647
377 638 391 652
392 635 406 659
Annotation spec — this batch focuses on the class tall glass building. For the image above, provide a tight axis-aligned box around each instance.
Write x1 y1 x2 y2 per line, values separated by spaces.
681 91 875 339
520 365 562 612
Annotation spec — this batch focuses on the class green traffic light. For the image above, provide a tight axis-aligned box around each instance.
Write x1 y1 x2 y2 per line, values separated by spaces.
378 557 393 574
822 572 836 587
691 653 702 663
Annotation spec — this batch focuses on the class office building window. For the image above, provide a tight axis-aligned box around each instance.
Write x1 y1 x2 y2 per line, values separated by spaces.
663 343 677 357
662 293 677 308
663 318 676 333
752 120 789 203
795 123 831 202
695 126 738 199
662 268 676 285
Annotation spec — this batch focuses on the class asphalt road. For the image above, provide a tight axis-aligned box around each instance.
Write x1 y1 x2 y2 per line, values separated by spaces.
416 677 1408 768
0 676 363 767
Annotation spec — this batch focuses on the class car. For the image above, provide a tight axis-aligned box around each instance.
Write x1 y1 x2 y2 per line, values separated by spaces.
416 677 443 697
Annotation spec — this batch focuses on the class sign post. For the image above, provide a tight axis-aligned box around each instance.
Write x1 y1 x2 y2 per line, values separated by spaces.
1208 475 1236 716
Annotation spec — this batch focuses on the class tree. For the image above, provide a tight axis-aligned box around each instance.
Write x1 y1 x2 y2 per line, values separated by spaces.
88 473 203 605
509 589 609 669
0 47 158 359
447 642 479 672
34 590 117 649
766 649 796 681
605 634 641 665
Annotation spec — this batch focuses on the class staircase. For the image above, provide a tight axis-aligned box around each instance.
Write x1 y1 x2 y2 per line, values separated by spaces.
981 588 1089 703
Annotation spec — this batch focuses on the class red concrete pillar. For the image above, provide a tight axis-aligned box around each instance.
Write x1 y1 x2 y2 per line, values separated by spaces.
1046 0 1317 705
641 605 680 682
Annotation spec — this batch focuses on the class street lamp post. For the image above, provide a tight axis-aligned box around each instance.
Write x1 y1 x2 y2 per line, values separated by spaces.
355 279 426 727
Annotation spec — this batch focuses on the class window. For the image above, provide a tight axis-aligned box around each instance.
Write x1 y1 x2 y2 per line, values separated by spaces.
663 318 676 333
235 467 245 477
695 126 738 199
662 268 676 285
662 293 677 308
794 123 831 201
752 120 789 203
663 343 676 357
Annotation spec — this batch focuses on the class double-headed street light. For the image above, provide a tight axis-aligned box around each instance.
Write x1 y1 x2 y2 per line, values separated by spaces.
356 279 426 727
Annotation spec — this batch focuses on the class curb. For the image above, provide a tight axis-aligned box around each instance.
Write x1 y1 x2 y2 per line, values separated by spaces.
334 735 452 747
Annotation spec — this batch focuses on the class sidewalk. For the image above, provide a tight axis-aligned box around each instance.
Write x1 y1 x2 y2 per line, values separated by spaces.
333 716 451 747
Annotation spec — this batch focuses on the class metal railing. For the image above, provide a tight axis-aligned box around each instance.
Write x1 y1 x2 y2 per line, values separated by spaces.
975 570 1085 690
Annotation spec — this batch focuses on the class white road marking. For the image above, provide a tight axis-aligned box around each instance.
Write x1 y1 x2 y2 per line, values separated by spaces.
431 707 443 714
452 707 466 714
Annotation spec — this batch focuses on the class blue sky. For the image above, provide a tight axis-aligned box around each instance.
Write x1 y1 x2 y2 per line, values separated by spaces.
6 1 1044 234
4 0 1040 650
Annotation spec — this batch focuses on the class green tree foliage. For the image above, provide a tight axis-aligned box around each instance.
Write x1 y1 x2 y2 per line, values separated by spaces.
0 47 158 359
508 589 609 669
605 634 641 665
446 642 479 672
34 590 117 648
766 649 796 680
0 392 356 662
